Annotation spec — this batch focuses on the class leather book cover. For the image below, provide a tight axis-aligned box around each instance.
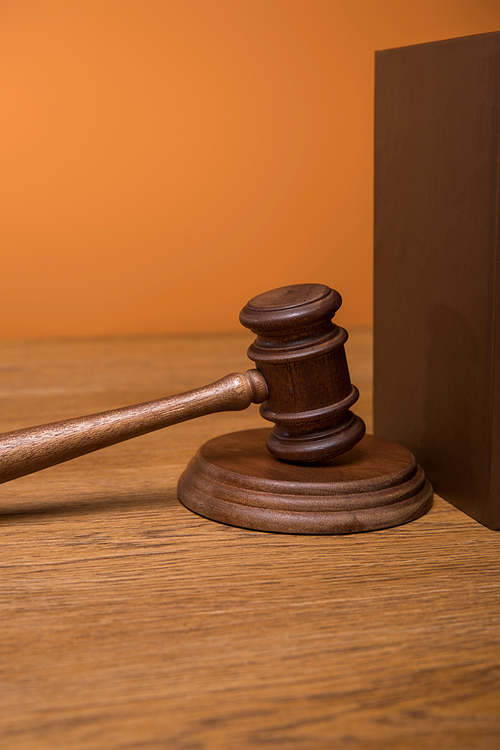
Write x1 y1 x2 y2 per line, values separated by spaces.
373 32 500 529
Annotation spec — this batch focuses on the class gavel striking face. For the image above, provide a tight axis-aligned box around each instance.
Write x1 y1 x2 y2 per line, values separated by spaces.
0 284 365 484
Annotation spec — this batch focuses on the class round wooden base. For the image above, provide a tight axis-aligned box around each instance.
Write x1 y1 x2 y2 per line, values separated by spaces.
178 429 433 534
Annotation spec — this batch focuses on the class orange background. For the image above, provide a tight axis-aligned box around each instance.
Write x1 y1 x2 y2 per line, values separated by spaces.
2 1 500 338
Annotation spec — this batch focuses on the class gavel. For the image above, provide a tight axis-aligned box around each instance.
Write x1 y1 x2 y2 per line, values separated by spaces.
0 283 432 533
0 284 365 485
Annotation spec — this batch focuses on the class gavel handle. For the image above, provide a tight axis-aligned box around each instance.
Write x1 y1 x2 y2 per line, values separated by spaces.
0 370 267 485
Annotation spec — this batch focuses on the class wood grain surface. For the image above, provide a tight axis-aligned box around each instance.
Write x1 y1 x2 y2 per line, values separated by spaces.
1 330 499 749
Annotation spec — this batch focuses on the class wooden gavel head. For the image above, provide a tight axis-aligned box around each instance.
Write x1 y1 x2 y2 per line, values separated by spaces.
240 283 365 462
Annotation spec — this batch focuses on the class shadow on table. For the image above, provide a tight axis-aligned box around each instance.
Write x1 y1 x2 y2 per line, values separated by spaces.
0 486 180 520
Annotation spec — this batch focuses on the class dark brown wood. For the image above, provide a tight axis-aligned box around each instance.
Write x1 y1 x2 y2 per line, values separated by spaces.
0 283 366 482
373 32 500 530
0 371 267 484
178 428 432 533
239 283 365 461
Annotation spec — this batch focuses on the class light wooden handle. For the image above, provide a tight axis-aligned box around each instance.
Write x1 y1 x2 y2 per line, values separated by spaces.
0 370 267 484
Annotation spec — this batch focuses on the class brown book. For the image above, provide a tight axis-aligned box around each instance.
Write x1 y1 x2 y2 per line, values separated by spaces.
373 32 500 530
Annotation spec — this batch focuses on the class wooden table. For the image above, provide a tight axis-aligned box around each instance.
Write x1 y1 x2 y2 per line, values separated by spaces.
1 331 499 749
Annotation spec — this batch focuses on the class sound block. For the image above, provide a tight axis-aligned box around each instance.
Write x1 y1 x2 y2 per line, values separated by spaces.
178 429 433 534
